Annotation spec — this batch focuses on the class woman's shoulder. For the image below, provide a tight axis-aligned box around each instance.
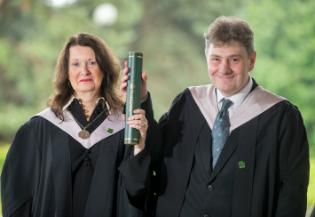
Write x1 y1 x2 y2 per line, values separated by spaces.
9 112 49 152
17 108 54 134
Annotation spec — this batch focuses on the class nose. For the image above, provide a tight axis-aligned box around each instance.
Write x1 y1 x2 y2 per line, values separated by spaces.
219 59 232 74
80 62 91 75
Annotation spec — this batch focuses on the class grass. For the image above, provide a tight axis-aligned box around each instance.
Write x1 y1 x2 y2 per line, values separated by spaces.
0 144 314 214
308 157 315 209
0 145 8 172
0 144 9 215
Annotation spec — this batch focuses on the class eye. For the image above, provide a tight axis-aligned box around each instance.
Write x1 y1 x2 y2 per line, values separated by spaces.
230 57 240 63
210 57 220 63
88 60 98 66
71 62 80 67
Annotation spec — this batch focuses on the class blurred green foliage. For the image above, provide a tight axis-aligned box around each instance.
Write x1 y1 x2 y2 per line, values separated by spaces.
0 143 7 170
0 143 9 214
0 0 314 150
0 0 245 140
245 0 315 149
309 158 315 209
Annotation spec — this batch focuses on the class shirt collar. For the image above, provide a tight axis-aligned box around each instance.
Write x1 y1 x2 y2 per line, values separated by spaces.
216 77 253 109
62 96 76 111
62 96 109 112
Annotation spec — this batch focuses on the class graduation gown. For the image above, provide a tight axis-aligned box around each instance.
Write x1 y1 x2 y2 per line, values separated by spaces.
153 82 309 217
1 106 152 217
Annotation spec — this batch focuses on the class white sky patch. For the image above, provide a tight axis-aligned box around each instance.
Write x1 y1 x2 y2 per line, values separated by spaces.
93 3 118 26
46 0 77 8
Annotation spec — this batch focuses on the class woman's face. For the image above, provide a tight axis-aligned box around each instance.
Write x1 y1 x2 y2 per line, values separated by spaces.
68 45 104 97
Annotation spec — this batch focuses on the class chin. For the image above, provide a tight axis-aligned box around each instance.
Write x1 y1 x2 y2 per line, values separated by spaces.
218 86 236 96
76 87 96 93
78 84 95 90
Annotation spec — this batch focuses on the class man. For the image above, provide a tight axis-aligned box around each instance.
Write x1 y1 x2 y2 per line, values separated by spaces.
122 16 309 217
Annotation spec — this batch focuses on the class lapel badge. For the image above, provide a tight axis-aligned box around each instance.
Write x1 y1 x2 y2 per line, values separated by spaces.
107 128 114 134
238 160 246 169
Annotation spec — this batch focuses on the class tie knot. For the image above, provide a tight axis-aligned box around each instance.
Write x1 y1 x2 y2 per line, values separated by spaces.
221 98 233 111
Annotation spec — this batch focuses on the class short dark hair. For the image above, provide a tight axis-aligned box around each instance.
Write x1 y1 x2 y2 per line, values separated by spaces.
48 33 123 120
204 16 254 54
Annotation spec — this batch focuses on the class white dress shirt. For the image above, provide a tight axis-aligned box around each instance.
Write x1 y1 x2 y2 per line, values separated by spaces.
216 77 253 117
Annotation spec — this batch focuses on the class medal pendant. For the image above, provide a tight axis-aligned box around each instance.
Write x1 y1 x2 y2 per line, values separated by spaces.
79 130 90 139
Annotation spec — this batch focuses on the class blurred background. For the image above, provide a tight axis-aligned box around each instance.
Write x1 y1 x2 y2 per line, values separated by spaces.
0 0 314 215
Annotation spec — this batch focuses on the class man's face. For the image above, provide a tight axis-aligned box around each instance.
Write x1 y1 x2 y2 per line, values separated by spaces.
206 41 256 96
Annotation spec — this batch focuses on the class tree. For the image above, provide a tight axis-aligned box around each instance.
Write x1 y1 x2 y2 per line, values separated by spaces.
244 0 315 148
0 0 248 140
130 0 247 116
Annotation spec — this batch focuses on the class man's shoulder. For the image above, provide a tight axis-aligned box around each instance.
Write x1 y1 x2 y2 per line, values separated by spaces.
188 84 213 98
253 85 285 100
251 85 302 116
171 85 214 107
163 86 207 118
248 85 285 107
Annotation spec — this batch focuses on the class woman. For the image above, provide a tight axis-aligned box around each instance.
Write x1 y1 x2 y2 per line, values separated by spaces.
1 33 153 217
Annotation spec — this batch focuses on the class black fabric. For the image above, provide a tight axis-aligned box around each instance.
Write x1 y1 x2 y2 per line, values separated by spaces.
67 98 107 217
1 96 155 217
121 92 160 217
70 141 98 217
10 201 32 217
1 119 148 217
180 123 217 217
153 87 309 217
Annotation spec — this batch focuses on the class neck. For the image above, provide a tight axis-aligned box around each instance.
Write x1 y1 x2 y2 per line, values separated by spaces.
75 92 100 120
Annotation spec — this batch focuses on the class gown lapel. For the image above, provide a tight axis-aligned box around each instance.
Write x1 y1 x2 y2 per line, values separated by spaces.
231 118 257 217
189 83 284 181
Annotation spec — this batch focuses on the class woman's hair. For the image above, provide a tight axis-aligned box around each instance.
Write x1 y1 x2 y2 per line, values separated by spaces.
204 16 254 55
48 33 123 120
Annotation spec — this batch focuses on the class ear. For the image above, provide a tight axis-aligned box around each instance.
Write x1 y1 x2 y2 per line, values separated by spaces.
248 51 256 72
204 48 209 60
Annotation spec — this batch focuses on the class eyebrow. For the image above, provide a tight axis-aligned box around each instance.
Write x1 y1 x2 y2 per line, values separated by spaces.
69 58 96 61
210 54 242 58
229 54 242 58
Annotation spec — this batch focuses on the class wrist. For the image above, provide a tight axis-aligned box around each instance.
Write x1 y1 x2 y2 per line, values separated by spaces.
141 92 148 103
133 142 145 155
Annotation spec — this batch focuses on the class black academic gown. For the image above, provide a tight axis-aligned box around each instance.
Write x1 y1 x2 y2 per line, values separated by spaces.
152 81 309 217
1 100 155 217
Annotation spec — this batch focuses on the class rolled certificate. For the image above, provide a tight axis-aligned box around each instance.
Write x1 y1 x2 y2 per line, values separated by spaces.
124 52 143 145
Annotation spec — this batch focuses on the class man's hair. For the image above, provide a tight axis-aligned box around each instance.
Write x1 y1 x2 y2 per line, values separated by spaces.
204 16 254 54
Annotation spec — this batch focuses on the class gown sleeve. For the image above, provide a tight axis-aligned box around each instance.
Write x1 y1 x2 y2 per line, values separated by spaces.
119 90 189 216
311 206 315 217
1 119 40 217
118 93 157 210
136 89 188 217
275 103 309 217
153 89 188 192
9 201 32 217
